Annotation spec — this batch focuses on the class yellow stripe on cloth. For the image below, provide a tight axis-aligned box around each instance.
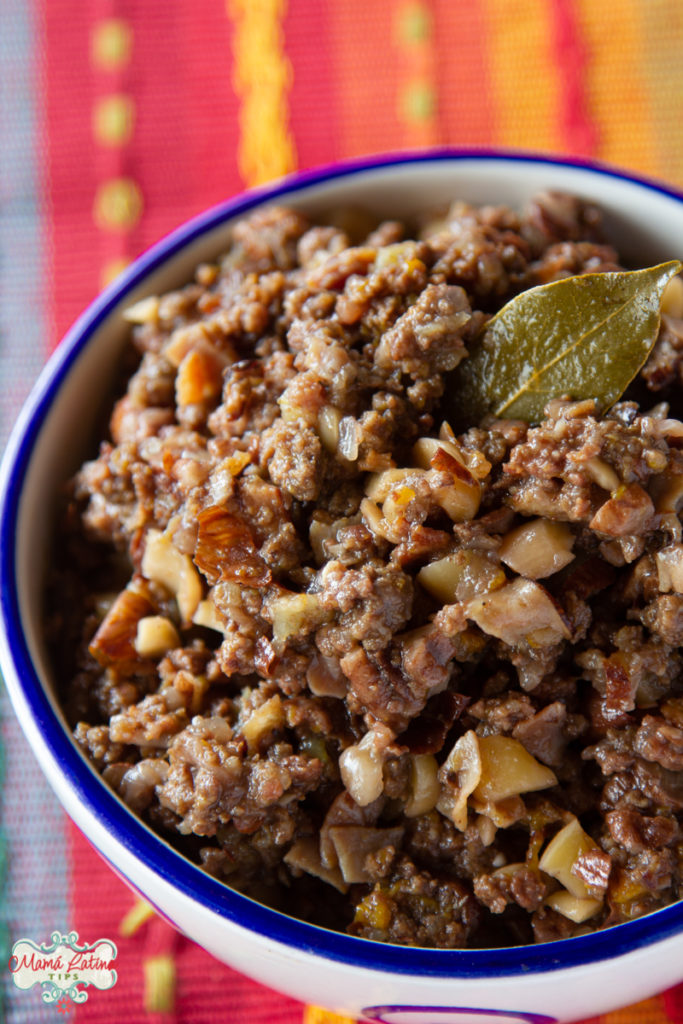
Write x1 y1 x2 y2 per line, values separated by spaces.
575 0 660 177
143 953 176 1014
119 897 156 937
482 0 562 151
303 1006 357 1024
228 0 298 187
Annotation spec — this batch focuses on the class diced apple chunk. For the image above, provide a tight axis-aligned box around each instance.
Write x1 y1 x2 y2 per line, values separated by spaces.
656 544 683 593
545 889 602 923
466 577 571 647
134 616 180 658
122 295 159 324
192 597 227 633
268 591 327 645
474 735 557 804
499 518 575 579
418 550 505 604
539 817 600 899
241 695 285 753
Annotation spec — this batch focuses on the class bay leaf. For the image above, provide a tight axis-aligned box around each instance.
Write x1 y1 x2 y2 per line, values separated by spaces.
451 259 683 425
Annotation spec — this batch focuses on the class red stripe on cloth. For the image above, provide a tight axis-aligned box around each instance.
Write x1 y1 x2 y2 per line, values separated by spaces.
125 0 242 245
284 0 341 171
43 0 243 351
663 986 683 1024
548 0 598 156
69 822 145 1023
432 0 496 146
69 823 304 1023
43 0 102 349
327 0 404 159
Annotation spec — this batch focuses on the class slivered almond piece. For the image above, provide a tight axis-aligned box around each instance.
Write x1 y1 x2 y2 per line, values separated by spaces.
662 275 683 317
436 730 482 831
339 726 394 808
412 436 466 470
241 695 285 753
545 890 602 923
583 456 621 493
192 597 227 633
284 838 348 893
365 468 426 502
141 528 203 623
404 754 440 817
306 652 347 698
317 405 342 452
309 515 335 563
430 448 481 522
329 826 405 884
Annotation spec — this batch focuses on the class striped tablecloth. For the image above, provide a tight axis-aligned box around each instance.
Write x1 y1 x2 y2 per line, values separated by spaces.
2 2 683 1021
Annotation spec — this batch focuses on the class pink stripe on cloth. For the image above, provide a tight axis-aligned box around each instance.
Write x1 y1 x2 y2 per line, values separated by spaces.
548 0 599 156
69 822 305 1023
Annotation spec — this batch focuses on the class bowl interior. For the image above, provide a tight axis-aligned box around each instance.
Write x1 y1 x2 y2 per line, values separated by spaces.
18 153 683 725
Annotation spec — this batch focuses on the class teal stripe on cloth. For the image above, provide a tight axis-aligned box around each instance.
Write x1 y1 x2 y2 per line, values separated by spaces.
0 0 71 1020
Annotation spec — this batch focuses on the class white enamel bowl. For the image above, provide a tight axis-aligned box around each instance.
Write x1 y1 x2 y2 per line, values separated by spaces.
2 152 683 1024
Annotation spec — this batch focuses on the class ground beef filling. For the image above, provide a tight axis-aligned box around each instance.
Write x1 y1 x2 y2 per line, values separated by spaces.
50 193 683 948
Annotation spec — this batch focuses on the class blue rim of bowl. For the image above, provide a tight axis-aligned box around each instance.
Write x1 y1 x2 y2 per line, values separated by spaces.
3 148 683 979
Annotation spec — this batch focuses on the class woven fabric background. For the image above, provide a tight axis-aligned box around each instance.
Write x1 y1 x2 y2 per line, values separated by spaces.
2 1 683 1021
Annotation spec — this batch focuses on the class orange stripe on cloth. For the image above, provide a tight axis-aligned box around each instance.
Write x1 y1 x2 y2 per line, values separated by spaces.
227 0 298 187
635 0 683 190
481 0 563 152
327 0 404 159
283 0 343 169
575 0 661 177
600 992 669 1024
432 0 496 147
393 0 440 149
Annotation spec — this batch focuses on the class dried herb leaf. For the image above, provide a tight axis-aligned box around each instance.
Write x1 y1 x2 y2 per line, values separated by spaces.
452 260 683 425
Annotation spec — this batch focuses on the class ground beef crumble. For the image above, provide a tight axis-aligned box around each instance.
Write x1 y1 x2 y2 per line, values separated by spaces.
49 192 683 948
